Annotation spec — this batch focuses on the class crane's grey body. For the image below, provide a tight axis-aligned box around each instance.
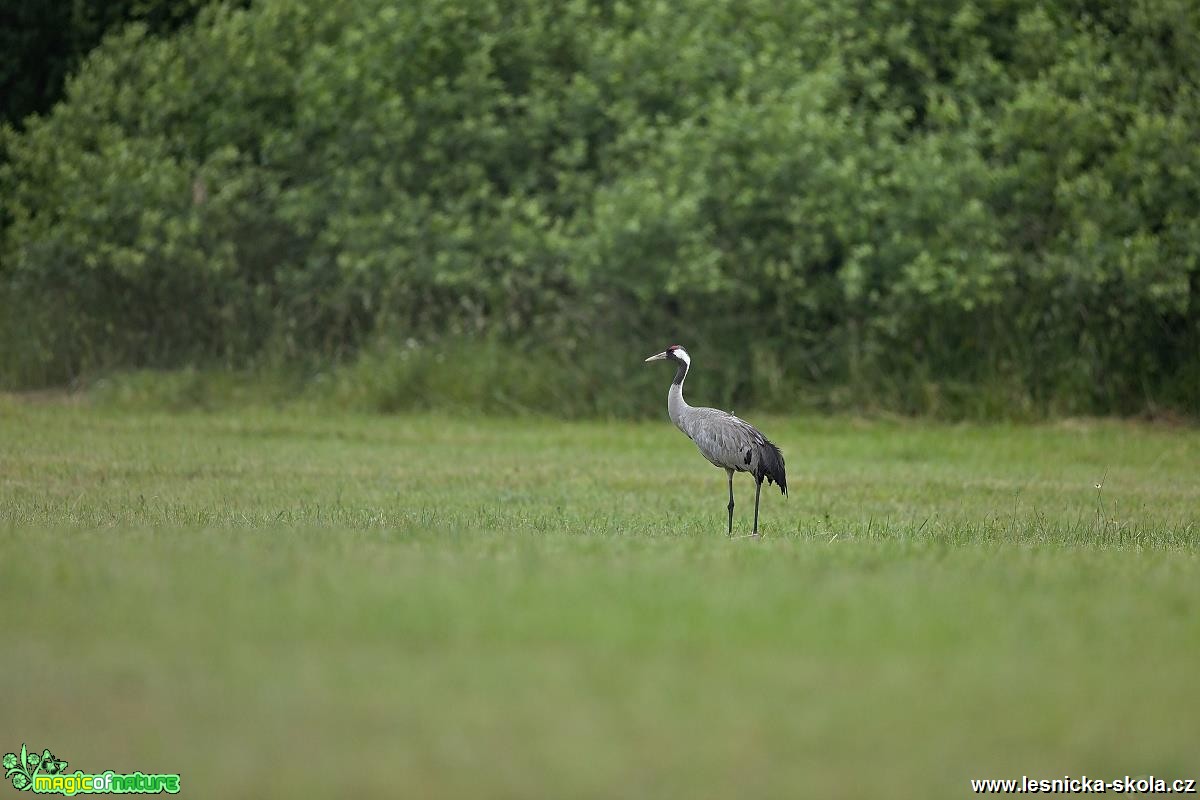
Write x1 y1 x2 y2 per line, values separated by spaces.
647 345 787 538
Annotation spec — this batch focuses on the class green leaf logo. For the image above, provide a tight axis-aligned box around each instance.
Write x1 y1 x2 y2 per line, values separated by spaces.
3 743 68 792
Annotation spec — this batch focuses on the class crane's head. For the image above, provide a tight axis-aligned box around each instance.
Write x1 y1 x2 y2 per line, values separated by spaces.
644 344 690 367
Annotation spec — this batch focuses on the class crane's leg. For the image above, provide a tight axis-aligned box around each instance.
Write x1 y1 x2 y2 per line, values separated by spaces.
726 468 735 537
752 476 763 539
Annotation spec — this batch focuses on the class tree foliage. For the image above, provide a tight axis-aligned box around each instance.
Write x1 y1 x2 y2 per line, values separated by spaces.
0 0 216 130
2 0 1198 416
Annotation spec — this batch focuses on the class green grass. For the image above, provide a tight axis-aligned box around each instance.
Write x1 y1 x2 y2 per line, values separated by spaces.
1 398 1198 798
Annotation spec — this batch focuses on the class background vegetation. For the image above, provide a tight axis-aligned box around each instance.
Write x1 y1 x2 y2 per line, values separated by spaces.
0 0 216 131
2 0 1198 418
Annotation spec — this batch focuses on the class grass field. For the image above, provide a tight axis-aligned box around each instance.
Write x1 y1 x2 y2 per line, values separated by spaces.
1 397 1198 798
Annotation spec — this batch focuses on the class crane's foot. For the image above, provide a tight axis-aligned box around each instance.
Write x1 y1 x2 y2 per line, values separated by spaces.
730 532 760 540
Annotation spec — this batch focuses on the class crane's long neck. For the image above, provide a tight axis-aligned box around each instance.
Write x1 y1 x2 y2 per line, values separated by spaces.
668 360 690 431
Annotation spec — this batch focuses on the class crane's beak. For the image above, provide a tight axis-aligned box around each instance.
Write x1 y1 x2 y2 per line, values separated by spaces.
644 351 668 362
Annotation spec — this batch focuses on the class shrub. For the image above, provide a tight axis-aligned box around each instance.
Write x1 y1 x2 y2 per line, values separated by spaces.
2 0 1198 416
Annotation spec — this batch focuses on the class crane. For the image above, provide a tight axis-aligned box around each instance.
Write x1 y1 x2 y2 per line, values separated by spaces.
644 345 787 539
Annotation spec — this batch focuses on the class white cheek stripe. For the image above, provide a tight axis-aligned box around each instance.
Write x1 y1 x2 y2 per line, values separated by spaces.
675 349 691 367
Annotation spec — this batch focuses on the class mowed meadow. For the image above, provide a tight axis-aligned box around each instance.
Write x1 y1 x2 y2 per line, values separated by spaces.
1 397 1198 798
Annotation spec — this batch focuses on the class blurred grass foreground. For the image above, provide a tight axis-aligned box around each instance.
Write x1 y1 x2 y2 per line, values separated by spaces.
1 0 1199 419
2 404 1199 797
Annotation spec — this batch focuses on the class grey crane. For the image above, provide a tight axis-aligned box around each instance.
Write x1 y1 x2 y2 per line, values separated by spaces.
644 345 787 538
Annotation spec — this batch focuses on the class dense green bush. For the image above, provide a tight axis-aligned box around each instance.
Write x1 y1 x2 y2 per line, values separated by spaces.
0 0 218 130
2 0 1198 417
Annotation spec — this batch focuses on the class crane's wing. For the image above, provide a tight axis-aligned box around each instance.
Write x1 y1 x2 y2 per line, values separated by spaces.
682 406 788 494
683 407 756 460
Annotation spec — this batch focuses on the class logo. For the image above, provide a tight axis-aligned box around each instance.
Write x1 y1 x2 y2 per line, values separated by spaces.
3 745 179 795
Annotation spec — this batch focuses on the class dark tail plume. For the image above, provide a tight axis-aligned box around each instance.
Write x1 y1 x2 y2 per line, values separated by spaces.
756 439 787 496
